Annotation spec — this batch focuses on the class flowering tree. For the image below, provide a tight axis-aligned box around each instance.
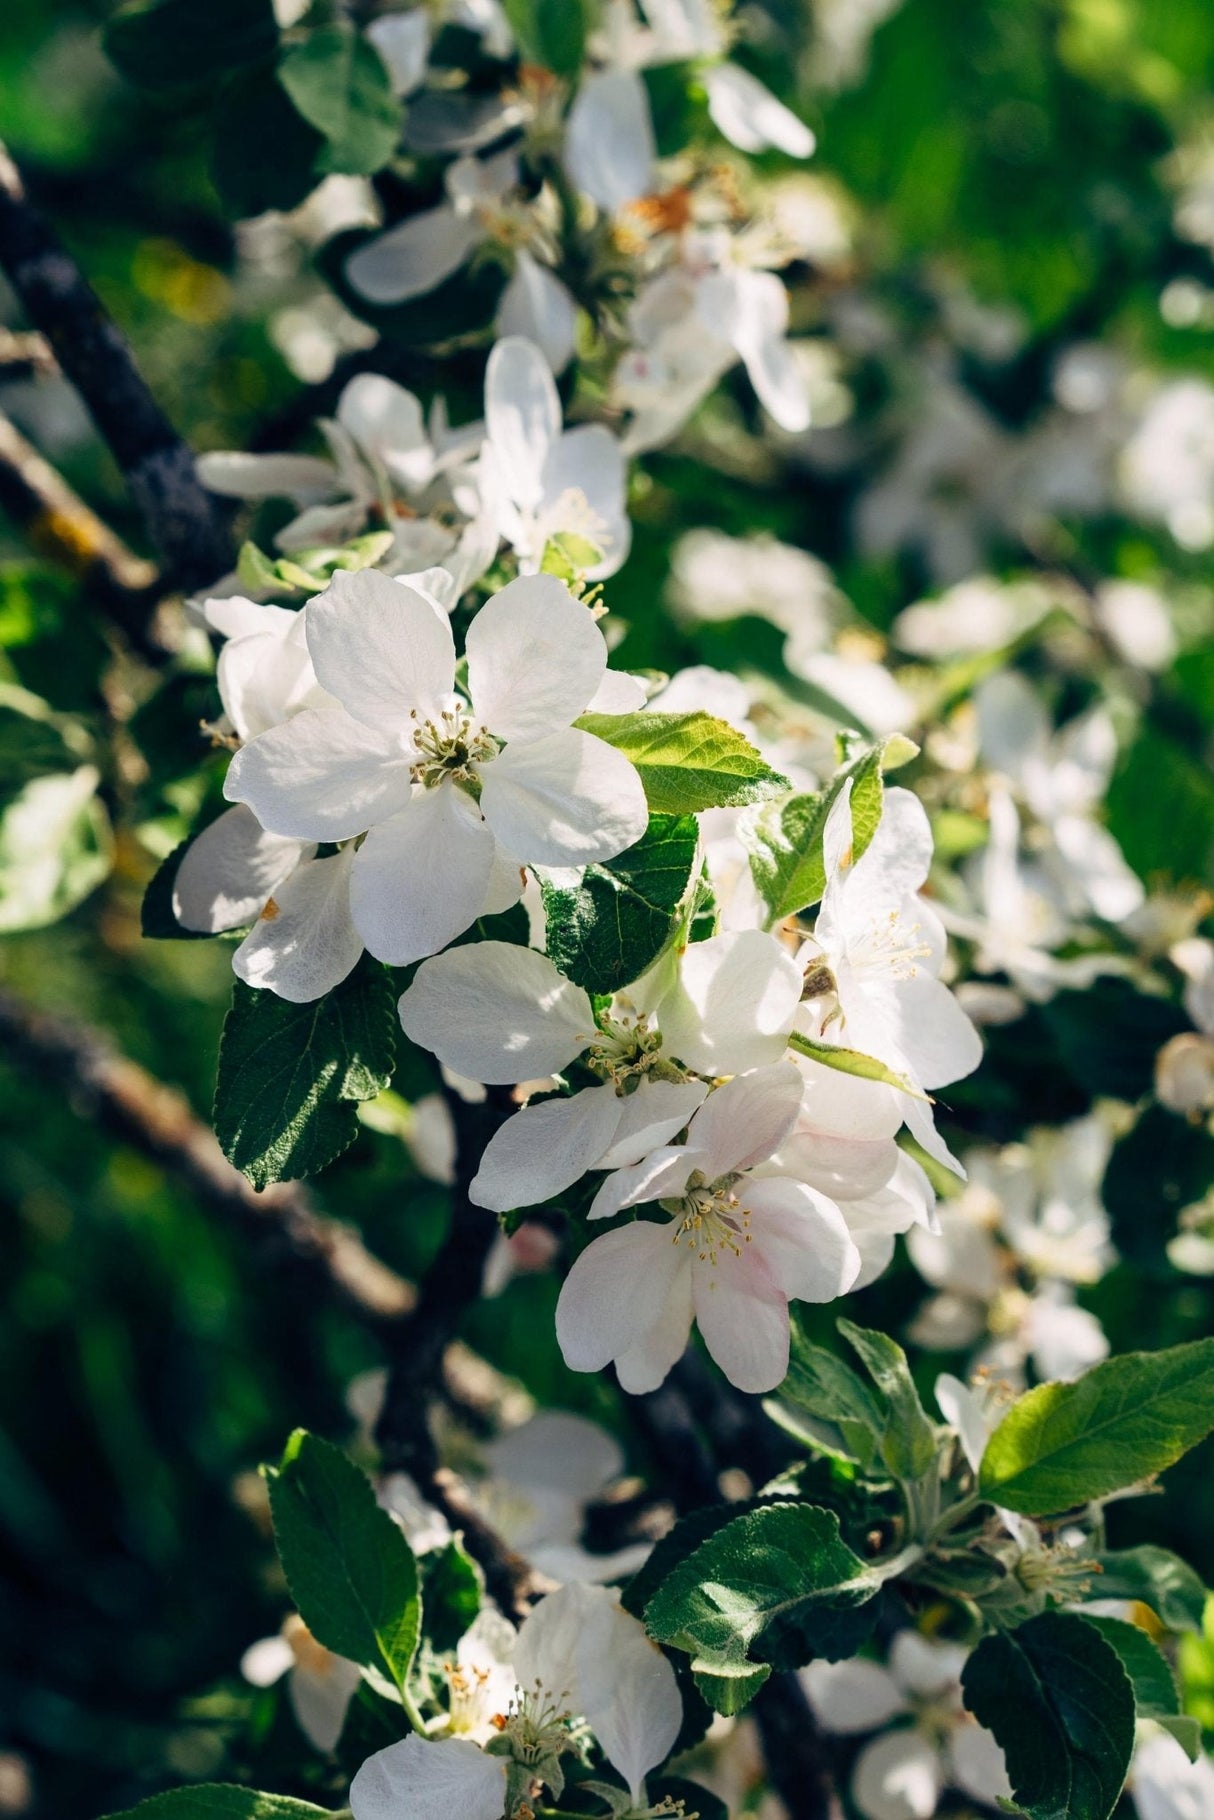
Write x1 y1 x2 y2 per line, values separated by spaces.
3 3 1214 1819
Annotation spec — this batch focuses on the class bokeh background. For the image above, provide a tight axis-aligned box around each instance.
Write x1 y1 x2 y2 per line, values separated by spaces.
3 2 1214 1816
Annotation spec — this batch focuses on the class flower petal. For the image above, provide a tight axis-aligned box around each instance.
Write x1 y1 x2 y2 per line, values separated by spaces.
224 705 412 842
485 335 560 511
658 929 802 1074
704 63 815 157
948 1720 1013 1807
289 1655 361 1754
172 805 309 933
485 1411 623 1500
466 573 607 743
498 250 578 373
471 1084 623 1211
337 374 435 495
685 1063 805 1179
564 70 656 211
850 1729 943 1820
800 1658 909 1734
540 424 632 579
692 1250 790 1392
556 1218 687 1373
398 942 593 1082
233 846 364 1003
305 568 455 733
196 451 337 503
345 204 481 305
598 1078 710 1168
480 727 648 866
588 1145 695 1222
350 787 495 964
350 1734 507 1820
743 1178 861 1303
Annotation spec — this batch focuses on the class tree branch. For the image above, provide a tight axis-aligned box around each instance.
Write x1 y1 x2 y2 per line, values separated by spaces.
0 327 55 379
0 986 413 1321
0 141 232 593
0 408 171 657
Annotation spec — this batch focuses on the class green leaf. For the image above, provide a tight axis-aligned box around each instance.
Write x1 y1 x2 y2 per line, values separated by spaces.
540 812 699 995
101 1789 330 1820
214 959 396 1188
0 765 112 933
765 1321 885 1468
838 1320 938 1482
502 0 588 76
644 1503 879 1712
279 25 404 177
213 66 327 218
961 1612 1135 1820
741 741 890 924
420 1538 482 1654
576 711 789 815
104 0 279 89
978 1338 1214 1514
787 1028 926 1098
1081 1616 1196 1755
266 1430 421 1693
1092 1547 1209 1634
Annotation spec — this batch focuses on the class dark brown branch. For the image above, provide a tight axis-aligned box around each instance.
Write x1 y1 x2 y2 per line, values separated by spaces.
429 1466 550 1622
0 142 232 593
753 1675 846 1820
0 408 171 657
0 986 413 1321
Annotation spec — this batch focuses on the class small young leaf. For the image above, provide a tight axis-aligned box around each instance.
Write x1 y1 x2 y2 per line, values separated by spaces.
279 24 404 176
541 812 699 994
266 1430 421 1692
765 1321 885 1468
1091 1546 1208 1634
502 0 588 77
101 1789 330 1820
837 1319 937 1482
214 959 396 1188
742 740 889 923
576 711 789 815
978 1338 1214 1514
105 0 278 89
644 1503 878 1712
961 1612 1136 1820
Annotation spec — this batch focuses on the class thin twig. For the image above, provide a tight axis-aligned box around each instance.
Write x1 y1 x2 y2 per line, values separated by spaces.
0 327 55 379
429 1466 550 1622
0 986 413 1321
0 141 232 592
0 408 170 657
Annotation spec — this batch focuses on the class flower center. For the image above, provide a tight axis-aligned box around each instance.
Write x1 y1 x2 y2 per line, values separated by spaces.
662 1170 752 1265
409 707 499 791
494 1680 575 1766
585 1010 668 1090
445 1660 496 1734
850 908 932 982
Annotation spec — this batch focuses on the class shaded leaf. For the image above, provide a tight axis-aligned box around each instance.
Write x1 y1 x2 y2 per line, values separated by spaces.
105 0 278 89
541 812 699 995
279 25 403 176
576 711 789 815
838 1319 937 1482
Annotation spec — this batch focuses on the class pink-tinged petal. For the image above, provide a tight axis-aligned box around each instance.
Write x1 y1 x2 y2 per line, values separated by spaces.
692 1251 791 1393
350 1734 507 1820
485 336 560 510
743 1178 861 1303
685 1063 804 1180
587 1146 694 1222
556 1219 687 1373
471 1085 623 1211
497 251 578 373
800 1659 908 1734
224 705 412 842
350 786 494 964
598 1079 709 1169
234 847 364 1003
850 1729 943 1820
792 1051 904 1141
305 568 455 733
398 942 592 1083
775 1129 899 1200
172 805 309 933
466 573 607 743
479 727 648 866
614 1258 694 1393
659 929 802 1075
344 204 482 305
